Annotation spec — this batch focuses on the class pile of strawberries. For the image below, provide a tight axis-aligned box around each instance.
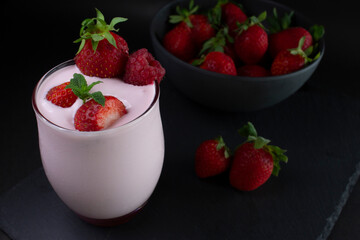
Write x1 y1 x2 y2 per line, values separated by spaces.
46 9 165 132
163 0 324 77
195 122 288 191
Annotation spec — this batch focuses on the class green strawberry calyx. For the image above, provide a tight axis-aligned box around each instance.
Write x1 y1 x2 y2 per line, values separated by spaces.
215 136 231 159
65 73 105 106
169 0 199 28
74 8 127 54
289 36 321 64
238 122 288 176
235 11 267 35
267 8 294 34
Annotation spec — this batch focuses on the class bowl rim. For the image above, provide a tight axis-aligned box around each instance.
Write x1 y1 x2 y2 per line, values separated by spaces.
150 0 325 83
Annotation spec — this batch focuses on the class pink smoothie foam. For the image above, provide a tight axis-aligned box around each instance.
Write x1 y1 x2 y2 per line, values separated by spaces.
36 64 156 130
33 61 164 221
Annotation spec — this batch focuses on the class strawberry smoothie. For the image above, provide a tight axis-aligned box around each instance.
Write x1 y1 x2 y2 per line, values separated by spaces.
32 60 164 224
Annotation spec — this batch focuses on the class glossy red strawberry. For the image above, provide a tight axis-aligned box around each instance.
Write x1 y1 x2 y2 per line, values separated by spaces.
46 82 77 108
74 9 129 78
189 14 216 47
234 12 268 64
123 48 165 86
221 2 247 36
74 96 127 132
200 51 237 75
195 137 230 178
229 122 287 191
237 65 270 77
270 37 312 75
269 27 313 58
163 23 196 61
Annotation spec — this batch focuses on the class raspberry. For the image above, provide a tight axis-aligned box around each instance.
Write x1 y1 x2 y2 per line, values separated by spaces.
123 48 165 86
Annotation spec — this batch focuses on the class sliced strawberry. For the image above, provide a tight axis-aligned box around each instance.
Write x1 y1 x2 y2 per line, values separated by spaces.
74 96 127 131
46 82 77 108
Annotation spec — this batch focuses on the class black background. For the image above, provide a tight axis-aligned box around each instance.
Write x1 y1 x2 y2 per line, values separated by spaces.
2 0 360 239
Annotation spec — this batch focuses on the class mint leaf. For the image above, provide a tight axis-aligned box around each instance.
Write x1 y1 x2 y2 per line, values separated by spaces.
66 73 105 105
91 92 105 106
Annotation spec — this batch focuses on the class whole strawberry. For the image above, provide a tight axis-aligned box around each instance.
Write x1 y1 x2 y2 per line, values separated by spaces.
74 9 129 78
229 122 287 191
270 37 314 75
163 23 196 61
237 65 270 77
123 48 165 86
195 136 231 178
65 73 127 131
199 51 237 75
46 82 77 108
234 12 268 64
168 0 215 48
221 2 247 36
267 9 313 58
269 27 313 59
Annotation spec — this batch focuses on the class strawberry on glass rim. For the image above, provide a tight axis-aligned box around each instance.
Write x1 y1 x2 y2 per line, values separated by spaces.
74 9 129 78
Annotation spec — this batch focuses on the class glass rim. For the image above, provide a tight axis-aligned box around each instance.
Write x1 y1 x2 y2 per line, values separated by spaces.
32 59 160 135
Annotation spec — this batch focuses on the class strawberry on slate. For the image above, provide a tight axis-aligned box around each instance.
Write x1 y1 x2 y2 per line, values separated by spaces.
195 136 231 178
229 122 288 191
74 9 129 78
234 11 268 64
46 82 78 108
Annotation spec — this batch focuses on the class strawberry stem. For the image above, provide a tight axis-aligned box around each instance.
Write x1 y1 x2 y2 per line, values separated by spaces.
238 122 288 176
74 8 127 54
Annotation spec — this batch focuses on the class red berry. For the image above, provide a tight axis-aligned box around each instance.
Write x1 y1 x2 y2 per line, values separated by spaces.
270 49 306 76
195 137 230 178
189 14 216 47
46 82 77 108
74 96 127 131
75 32 129 78
269 27 313 58
237 65 270 77
123 48 165 86
229 142 273 191
200 51 237 75
221 3 247 36
229 122 288 191
163 23 196 61
234 25 268 64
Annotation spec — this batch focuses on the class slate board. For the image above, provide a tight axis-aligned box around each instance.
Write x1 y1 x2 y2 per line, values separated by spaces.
1 81 360 240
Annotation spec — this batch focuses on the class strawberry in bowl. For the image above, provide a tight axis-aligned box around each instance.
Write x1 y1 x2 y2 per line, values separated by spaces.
150 0 325 111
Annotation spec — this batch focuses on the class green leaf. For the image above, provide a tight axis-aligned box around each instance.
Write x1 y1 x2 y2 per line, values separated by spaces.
104 31 117 48
169 15 185 24
66 73 105 104
215 136 231 159
264 145 288 176
110 17 127 29
91 91 105 106
309 24 325 42
91 33 105 42
95 8 105 21
238 122 257 138
253 136 271 149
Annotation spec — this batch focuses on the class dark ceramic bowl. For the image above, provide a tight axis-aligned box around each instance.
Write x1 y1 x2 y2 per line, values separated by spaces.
150 0 324 111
